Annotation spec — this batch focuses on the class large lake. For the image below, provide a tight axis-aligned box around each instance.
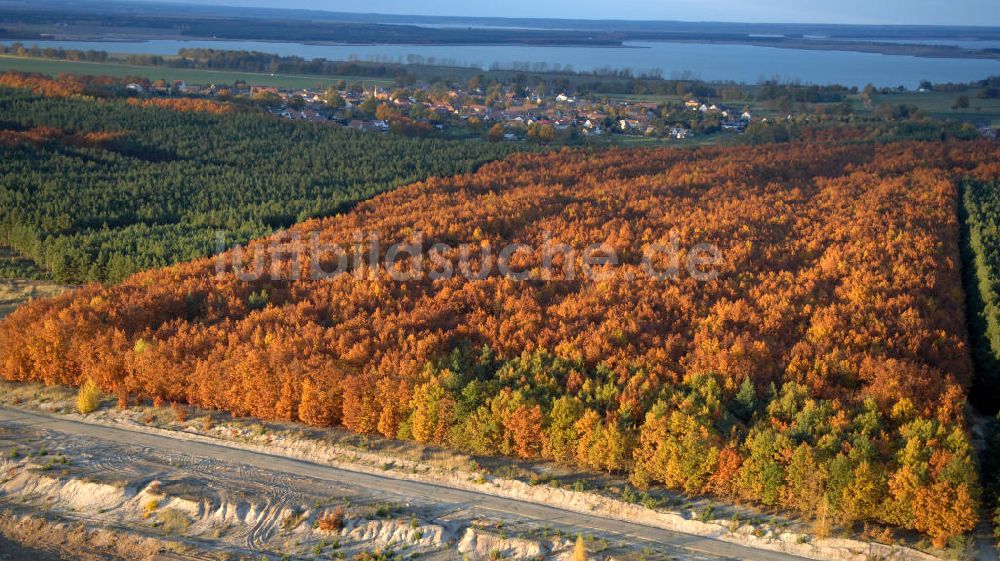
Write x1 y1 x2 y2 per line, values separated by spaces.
4 38 1000 88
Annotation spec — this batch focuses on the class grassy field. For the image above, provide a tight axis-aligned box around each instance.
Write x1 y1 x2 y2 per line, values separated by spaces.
0 280 67 319
608 89 1000 124
871 90 1000 124
610 133 732 147
0 55 393 89
602 93 687 104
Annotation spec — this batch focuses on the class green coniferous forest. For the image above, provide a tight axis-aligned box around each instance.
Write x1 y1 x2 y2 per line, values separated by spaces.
0 88 519 283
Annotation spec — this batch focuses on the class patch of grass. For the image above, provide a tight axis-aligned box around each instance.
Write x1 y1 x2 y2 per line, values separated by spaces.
281 509 307 532
38 455 69 472
210 522 232 539
157 478 210 502
370 502 400 519
529 472 555 486
0 277 66 320
157 508 192 535
143 499 159 519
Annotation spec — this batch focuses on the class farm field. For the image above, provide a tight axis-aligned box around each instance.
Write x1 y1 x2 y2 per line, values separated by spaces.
604 88 1000 124
0 54 393 89
2 138 996 548
869 90 1000 124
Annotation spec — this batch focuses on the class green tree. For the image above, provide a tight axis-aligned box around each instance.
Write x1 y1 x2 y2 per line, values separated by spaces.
324 88 346 109
358 96 378 117
487 123 505 142
731 376 756 422
839 460 887 525
781 443 826 514
408 379 455 444
736 427 786 506
544 396 583 462
632 402 721 494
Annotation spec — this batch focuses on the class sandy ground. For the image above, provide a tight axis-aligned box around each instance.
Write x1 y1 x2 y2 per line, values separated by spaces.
0 413 591 560
0 279 67 319
0 394 961 561
0 509 171 561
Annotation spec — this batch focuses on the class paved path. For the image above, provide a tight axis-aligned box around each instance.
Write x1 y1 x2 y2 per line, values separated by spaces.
0 406 811 561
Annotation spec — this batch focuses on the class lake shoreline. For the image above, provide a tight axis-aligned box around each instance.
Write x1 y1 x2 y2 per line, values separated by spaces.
8 31 1000 61
3 37 998 88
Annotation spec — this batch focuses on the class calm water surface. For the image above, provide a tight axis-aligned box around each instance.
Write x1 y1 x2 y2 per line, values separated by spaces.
4 38 999 88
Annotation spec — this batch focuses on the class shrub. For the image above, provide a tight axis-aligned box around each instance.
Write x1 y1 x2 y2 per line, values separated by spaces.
317 506 346 532
76 379 101 415
355 549 398 561
639 493 660 510
171 402 187 423
698 506 714 522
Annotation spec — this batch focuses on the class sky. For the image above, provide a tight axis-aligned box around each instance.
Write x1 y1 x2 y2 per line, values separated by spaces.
156 0 1000 27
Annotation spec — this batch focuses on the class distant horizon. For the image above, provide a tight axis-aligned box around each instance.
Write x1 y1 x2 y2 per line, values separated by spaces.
132 0 1000 27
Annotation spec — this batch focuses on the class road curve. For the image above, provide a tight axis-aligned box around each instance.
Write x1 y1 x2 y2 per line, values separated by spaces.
0 406 810 561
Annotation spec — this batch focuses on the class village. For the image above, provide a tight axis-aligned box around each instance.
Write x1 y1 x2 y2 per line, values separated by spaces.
128 77 757 142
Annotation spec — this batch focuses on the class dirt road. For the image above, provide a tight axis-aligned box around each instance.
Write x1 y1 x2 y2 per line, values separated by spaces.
0 406 811 561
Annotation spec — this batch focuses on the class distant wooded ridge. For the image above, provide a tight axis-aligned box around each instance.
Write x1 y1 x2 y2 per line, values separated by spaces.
13 0 1000 39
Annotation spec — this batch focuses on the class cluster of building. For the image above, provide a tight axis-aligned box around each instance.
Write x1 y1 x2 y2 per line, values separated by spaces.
130 79 758 141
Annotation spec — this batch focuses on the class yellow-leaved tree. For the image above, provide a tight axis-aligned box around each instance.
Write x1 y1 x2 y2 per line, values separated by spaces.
76 379 101 415
572 534 587 561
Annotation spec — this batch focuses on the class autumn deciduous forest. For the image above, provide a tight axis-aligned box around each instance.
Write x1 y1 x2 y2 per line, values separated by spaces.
2 140 998 544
